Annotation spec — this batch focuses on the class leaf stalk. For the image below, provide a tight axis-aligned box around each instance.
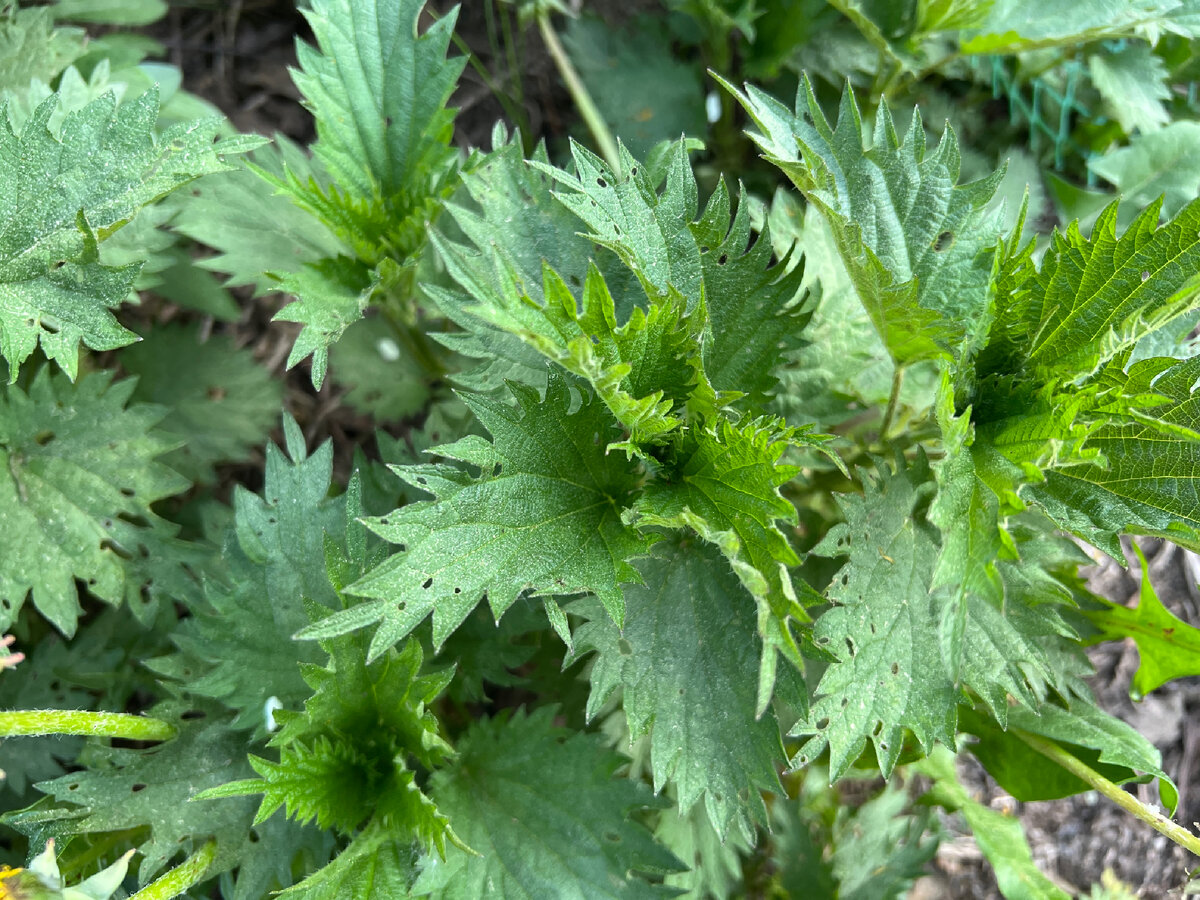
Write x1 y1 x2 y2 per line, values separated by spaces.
536 11 622 175
1013 728 1200 859
127 839 216 900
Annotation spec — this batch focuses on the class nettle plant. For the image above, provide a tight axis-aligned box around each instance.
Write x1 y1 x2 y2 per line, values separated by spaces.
5 0 1200 897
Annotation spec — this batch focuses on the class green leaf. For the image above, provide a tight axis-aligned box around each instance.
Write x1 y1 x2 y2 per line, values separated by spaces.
960 0 1183 53
0 87 262 380
630 416 819 713
0 370 190 635
53 0 167 26
0 6 83 93
304 372 651 656
1088 121 1200 218
1082 543 1200 698
655 802 747 899
121 323 281 485
535 140 809 406
166 137 347 294
724 76 1004 366
292 0 464 209
414 707 683 899
233 416 346 618
1088 42 1171 135
797 456 957 779
1027 354 1200 555
916 746 1070 900
571 539 785 841
31 705 258 881
988 199 1200 382
275 818 420 900
274 257 374 389
330 316 429 422
961 701 1176 811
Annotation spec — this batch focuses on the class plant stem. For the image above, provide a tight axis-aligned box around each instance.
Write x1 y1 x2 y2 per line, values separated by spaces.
127 840 216 900
537 10 621 175
879 365 905 441
1013 729 1200 858
0 710 176 741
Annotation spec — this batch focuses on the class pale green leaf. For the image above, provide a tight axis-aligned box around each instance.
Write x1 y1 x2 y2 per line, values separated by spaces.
1088 42 1171 135
1088 121 1200 218
1083 542 1200 697
276 818 420 900
916 746 1070 900
0 88 262 379
0 370 189 636
960 0 1181 53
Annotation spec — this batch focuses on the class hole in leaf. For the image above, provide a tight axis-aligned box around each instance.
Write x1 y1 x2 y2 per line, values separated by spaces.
453 587 461 594
422 577 433 589
180 709 207 720
597 177 607 188
119 487 135 498
33 430 54 446
1141 270 1151 282
933 231 954 251
891 662 899 675
844 637 855 657
816 717 829 730
630 166 638 176
131 783 147 793
117 512 151 529
99 538 133 561
717 253 728 265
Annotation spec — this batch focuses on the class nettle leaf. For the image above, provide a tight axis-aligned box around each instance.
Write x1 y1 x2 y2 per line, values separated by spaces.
292 0 464 214
275 818 420 900
414 707 682 899
797 457 957 779
234 416 346 617
121 323 281 485
431 235 697 452
0 6 83 93
916 746 1069 900
426 132 601 395
960 0 1184 53
1083 543 1200 698
200 620 456 854
571 539 784 842
961 701 1176 811
1087 42 1171 135
167 136 347 295
535 140 809 406
0 370 190 635
988 199 1200 383
1088 121 1200 217
0 87 261 380
1027 354 1200 556
274 256 374 390
630 416 820 712
724 76 1004 367
32 704 258 882
303 372 650 657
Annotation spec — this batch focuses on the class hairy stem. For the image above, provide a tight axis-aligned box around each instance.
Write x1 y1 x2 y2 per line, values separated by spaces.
537 11 621 175
1014 729 1200 858
127 840 216 900
0 710 176 741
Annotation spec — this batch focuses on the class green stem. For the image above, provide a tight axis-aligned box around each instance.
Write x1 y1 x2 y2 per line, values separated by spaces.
537 10 621 175
127 840 216 900
0 710 176 741
1013 729 1200 859
879 365 905 441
